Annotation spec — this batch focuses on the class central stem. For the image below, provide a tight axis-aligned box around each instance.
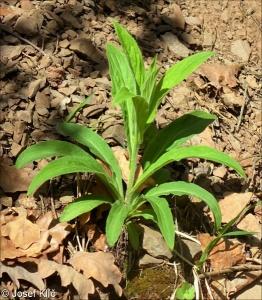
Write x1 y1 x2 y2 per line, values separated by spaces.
125 142 139 204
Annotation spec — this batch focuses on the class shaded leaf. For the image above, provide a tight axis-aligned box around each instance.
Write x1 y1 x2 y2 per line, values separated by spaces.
146 196 175 249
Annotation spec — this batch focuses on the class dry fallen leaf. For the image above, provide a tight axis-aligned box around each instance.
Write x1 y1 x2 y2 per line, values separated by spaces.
218 192 253 223
196 63 243 87
68 251 122 296
0 208 72 260
198 233 246 270
0 261 45 290
0 161 34 193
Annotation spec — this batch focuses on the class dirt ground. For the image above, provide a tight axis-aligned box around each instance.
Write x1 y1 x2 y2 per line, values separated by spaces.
0 0 261 299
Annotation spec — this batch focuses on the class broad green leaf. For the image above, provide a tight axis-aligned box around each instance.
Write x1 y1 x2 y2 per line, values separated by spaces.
146 196 175 249
15 141 88 169
27 155 113 196
132 96 149 143
106 200 131 246
65 93 94 123
148 52 215 123
145 182 221 231
106 43 136 97
133 146 246 193
129 209 157 222
142 110 216 169
176 282 195 300
126 222 140 250
59 194 112 222
113 21 146 90
58 123 123 197
113 87 135 106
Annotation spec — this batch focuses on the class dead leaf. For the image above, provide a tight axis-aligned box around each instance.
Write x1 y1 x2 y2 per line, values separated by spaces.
0 161 34 193
198 233 246 270
218 192 253 223
0 261 45 290
196 63 243 87
112 146 155 191
68 251 122 296
237 214 261 239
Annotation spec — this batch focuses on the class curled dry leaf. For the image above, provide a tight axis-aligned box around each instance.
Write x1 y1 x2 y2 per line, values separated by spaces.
196 63 243 87
0 208 72 260
198 233 246 270
0 261 45 290
68 251 122 296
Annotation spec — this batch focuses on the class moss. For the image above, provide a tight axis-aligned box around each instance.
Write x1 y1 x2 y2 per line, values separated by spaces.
125 265 178 300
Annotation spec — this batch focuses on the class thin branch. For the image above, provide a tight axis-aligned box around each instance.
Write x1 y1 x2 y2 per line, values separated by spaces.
0 24 46 56
196 264 262 280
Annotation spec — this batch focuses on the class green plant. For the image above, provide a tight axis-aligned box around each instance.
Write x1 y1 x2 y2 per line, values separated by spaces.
175 282 195 300
16 21 246 250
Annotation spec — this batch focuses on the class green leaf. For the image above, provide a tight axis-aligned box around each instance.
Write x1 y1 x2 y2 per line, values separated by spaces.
106 200 131 246
176 282 195 300
146 196 175 249
145 182 221 232
58 123 123 197
222 231 258 237
142 110 216 169
133 145 246 193
129 209 157 222
59 194 112 222
106 43 136 97
141 55 160 102
126 222 140 250
113 20 146 90
132 96 149 143
65 93 94 123
15 141 89 169
148 52 215 123
113 87 135 106
27 155 111 195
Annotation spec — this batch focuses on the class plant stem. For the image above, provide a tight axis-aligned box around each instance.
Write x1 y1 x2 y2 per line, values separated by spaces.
125 143 139 204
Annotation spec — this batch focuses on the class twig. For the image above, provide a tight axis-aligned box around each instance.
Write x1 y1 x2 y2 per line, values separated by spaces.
0 24 46 56
236 84 248 132
195 264 262 280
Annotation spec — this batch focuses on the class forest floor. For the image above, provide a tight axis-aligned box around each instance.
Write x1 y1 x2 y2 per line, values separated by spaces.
0 0 261 299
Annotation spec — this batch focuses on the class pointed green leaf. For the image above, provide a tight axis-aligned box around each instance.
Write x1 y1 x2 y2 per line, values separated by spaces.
59 194 112 222
58 123 123 197
142 111 216 169
145 182 222 231
146 196 175 249
129 209 157 222
106 200 131 246
65 93 94 123
27 155 111 195
134 146 246 193
113 20 146 90
126 222 140 250
15 141 89 169
141 55 160 102
148 52 215 123
132 96 149 143
113 87 135 106
106 43 136 96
